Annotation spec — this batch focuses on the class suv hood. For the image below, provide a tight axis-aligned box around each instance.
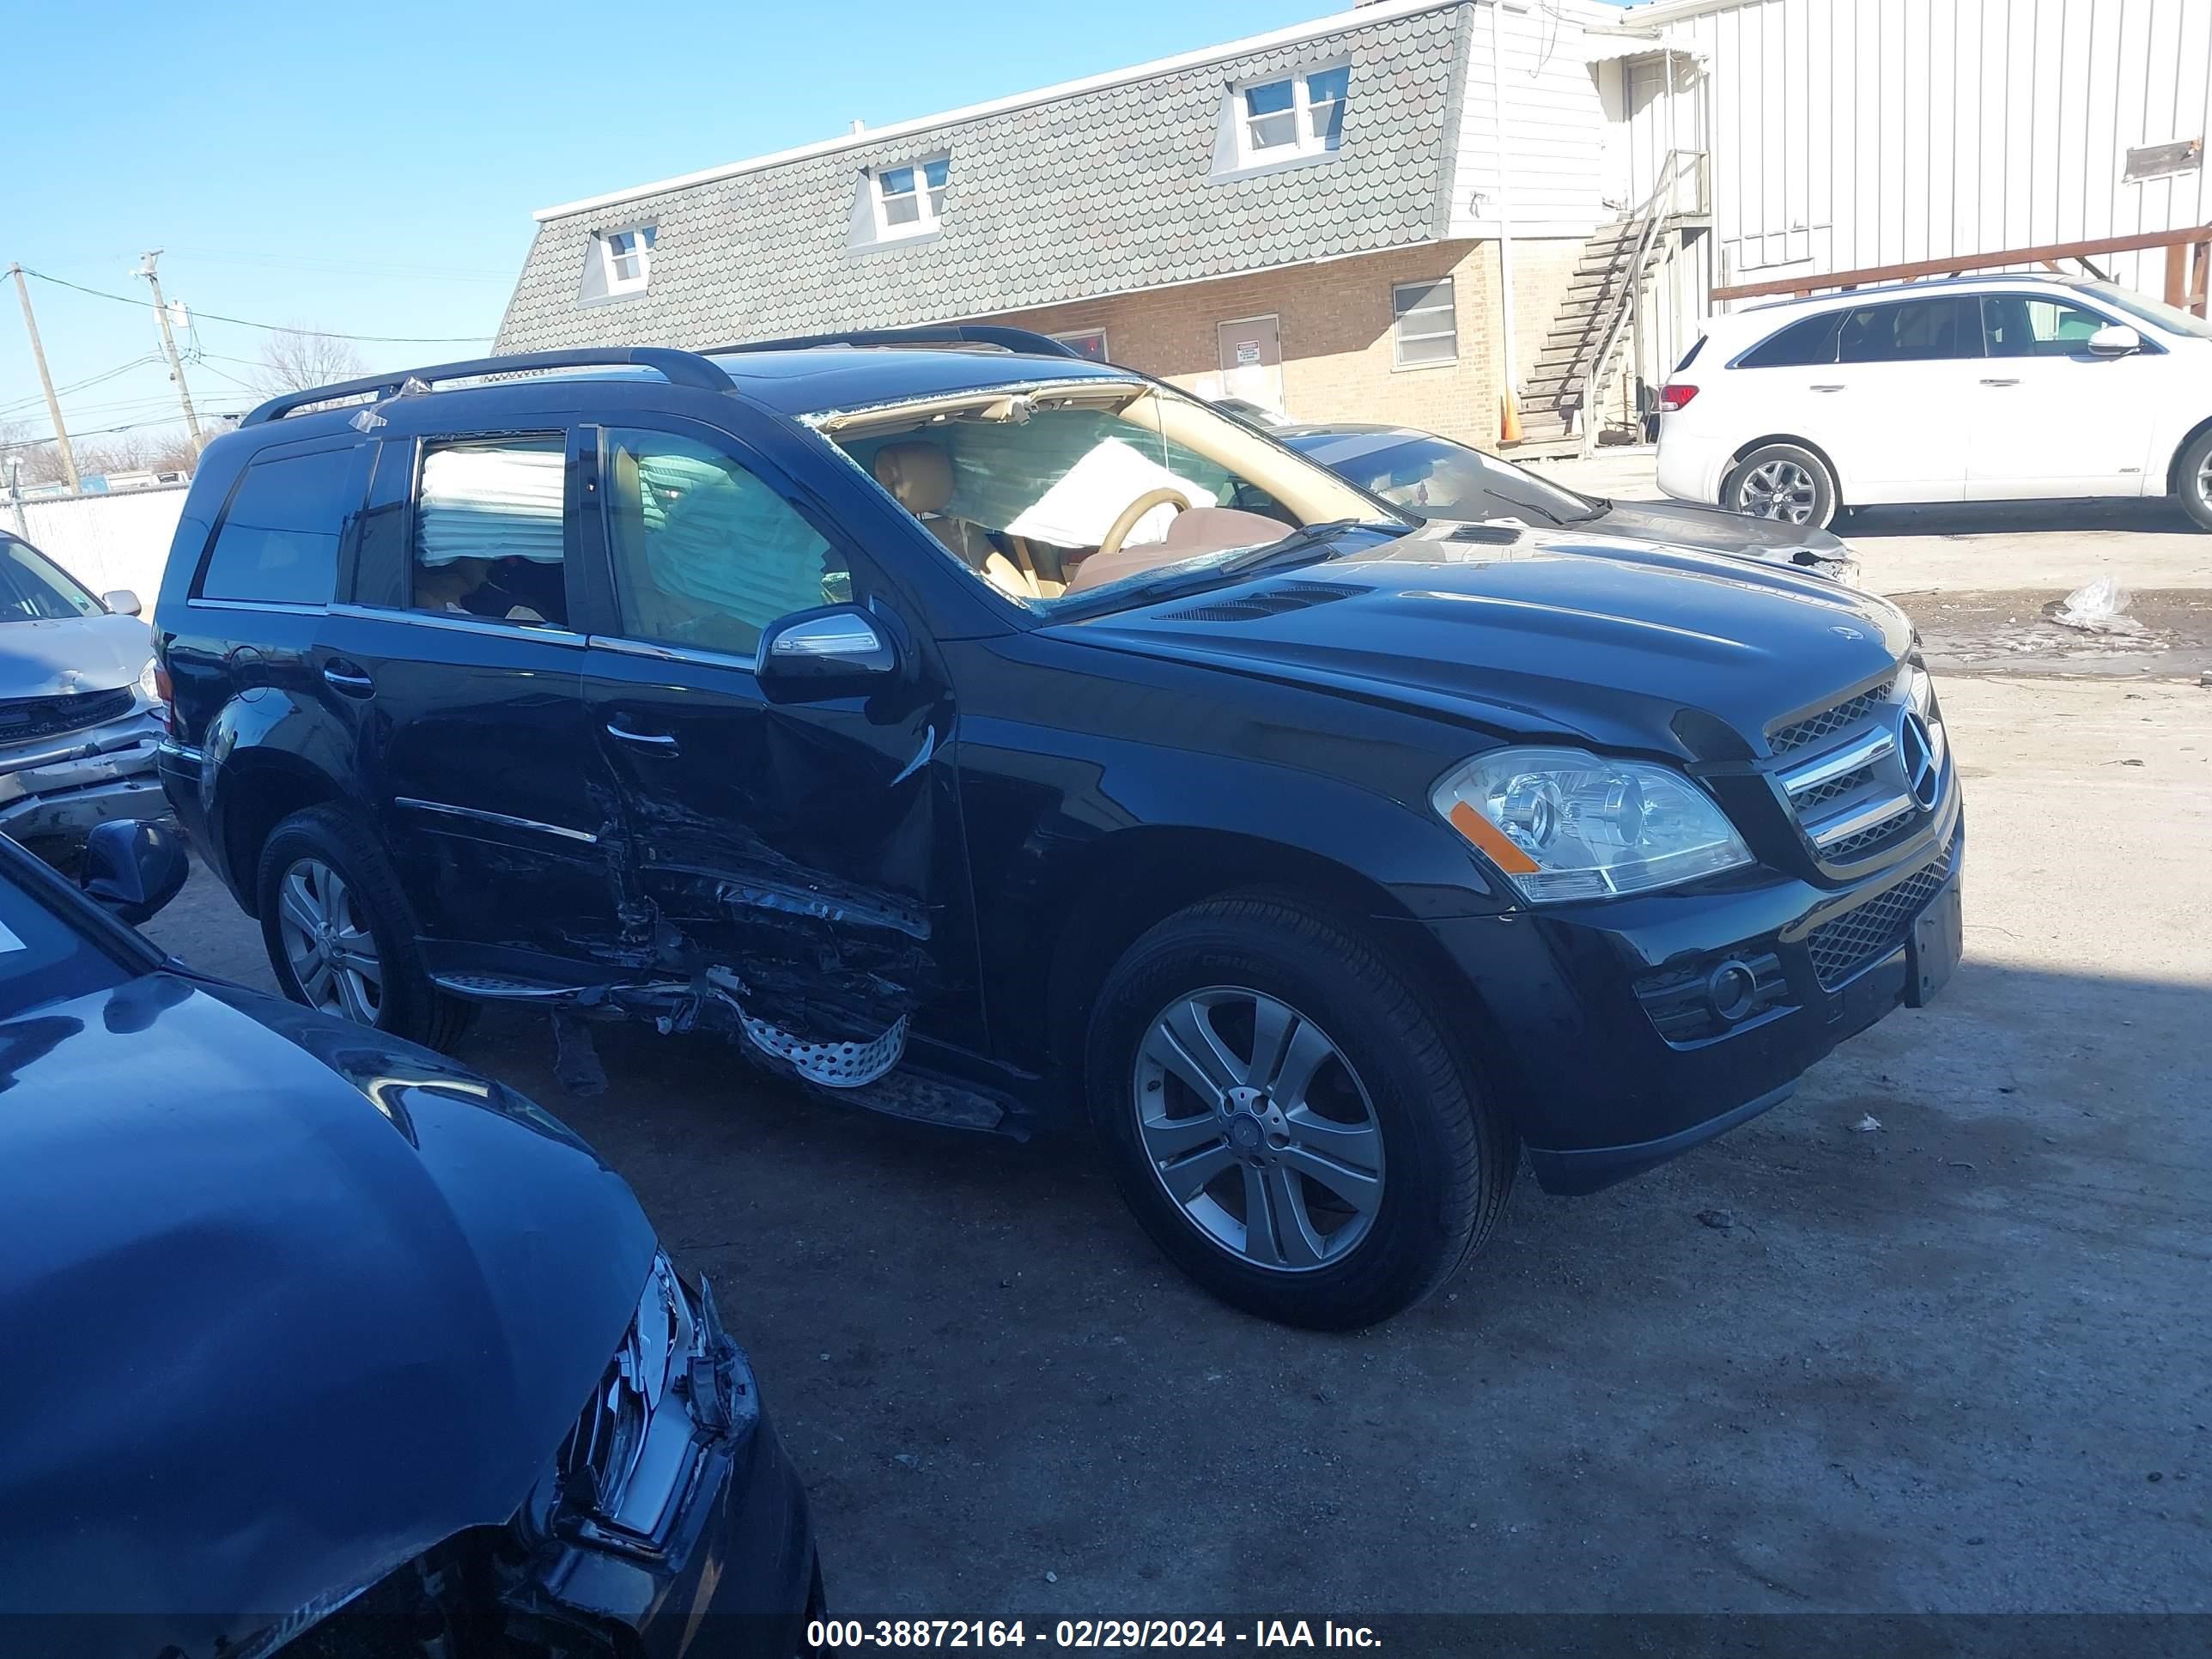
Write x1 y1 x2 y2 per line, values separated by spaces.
0 611 153 700
1059 522 1911 757
0 977 655 1648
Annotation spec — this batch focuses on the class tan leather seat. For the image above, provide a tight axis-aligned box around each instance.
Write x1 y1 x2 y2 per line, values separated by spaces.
872 441 1040 601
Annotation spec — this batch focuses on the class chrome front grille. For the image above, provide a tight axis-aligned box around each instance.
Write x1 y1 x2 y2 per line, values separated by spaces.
1771 672 1945 860
1768 678 1898 756
1806 839 1956 988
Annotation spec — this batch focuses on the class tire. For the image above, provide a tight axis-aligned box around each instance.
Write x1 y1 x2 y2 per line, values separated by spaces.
2177 427 2212 532
255 805 475 1050
1084 893 1516 1329
1723 441 1838 530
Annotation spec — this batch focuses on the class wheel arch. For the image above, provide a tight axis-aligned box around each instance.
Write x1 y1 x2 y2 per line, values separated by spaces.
1035 825 1473 1084
2162 413 2212 496
209 747 348 919
1724 434 1848 510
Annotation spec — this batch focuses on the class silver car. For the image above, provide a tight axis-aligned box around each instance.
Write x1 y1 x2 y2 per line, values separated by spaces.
0 532 167 857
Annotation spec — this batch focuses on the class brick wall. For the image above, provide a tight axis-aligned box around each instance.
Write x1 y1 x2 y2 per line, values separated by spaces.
993 235 1587 447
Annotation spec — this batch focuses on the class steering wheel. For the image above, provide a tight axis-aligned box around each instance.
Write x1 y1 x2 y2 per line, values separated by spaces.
1097 489 1190 560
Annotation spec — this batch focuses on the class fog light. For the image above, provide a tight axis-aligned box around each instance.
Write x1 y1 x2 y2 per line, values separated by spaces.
1706 959 1759 1023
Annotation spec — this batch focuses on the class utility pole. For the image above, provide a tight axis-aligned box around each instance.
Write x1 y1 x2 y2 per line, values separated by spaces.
7 263 82 493
137 250 204 451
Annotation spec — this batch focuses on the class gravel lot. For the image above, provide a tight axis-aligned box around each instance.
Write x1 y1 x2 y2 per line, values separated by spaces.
139 672 2212 1619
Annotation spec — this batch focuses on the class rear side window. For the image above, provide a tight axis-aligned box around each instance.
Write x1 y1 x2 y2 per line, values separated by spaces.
1735 313 1841 368
1672 336 1706 372
410 438 570 628
1836 297 1982 363
198 446 361 605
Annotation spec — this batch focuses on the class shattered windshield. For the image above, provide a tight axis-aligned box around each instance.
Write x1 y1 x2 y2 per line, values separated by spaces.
817 379 1401 613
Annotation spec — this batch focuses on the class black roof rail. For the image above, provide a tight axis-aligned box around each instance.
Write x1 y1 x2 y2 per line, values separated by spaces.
708 325 1086 361
240 347 737 427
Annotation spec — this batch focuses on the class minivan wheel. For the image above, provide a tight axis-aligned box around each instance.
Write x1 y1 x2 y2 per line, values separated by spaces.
2177 428 2212 532
1085 894 1515 1329
255 805 474 1050
1723 442 1838 529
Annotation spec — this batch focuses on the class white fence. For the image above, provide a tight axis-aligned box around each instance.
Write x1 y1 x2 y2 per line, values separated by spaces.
4 485 188 606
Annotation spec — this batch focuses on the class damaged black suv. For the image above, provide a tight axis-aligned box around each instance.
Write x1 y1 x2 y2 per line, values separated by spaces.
156 330 1963 1329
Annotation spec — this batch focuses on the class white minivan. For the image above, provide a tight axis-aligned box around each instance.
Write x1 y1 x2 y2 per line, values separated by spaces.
1655 275 2212 531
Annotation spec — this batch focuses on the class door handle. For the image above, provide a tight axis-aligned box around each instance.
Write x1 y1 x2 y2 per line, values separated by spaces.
1809 383 1845 392
1979 377 2021 387
322 662 375 696
605 721 680 755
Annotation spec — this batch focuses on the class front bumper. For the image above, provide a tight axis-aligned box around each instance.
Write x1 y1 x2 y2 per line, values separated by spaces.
512 1268 819 1658
0 705 167 845
1417 809 1964 1195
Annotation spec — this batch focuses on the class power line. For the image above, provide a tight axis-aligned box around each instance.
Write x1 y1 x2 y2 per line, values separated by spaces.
1 410 247 452
15 267 495 343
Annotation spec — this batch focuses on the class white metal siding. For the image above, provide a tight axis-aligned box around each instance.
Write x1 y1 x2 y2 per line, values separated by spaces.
1451 1 1617 239
1650 0 2212 301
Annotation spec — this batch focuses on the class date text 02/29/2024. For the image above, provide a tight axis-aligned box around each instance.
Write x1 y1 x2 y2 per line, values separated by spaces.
806 1620 1382 1649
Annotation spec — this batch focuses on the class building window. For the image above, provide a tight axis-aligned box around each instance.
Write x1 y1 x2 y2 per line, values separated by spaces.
875 157 950 237
1237 64 1350 165
1050 328 1109 362
599 226 656 295
1392 278 1457 368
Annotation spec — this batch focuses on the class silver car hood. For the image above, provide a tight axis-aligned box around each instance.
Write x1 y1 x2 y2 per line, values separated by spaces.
0 613 154 698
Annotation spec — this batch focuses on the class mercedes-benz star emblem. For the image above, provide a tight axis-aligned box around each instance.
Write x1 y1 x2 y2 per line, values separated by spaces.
1897 708 1941 811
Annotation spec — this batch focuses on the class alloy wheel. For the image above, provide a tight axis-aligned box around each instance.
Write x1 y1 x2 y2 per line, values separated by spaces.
2197 448 2212 508
276 856 384 1025
1132 988 1385 1273
1737 459 1820 524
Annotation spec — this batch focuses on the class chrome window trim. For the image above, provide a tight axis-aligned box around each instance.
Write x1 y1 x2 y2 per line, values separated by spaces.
394 797 599 845
585 634 759 674
327 603 588 648
188 597 329 615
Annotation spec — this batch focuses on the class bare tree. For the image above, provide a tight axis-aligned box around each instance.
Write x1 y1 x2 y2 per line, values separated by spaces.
0 422 71 488
252 326 367 397
76 432 153 476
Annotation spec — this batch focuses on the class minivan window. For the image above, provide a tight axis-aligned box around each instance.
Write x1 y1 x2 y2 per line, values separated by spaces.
412 438 569 628
600 428 848 659
0 538 104 622
1836 297 1981 363
198 446 358 605
1735 312 1841 368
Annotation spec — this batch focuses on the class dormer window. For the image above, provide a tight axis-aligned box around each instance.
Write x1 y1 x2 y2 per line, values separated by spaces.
600 225 655 295
874 157 950 237
1239 64 1349 163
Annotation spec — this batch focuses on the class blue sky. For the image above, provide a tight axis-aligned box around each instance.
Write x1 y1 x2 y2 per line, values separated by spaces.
3 0 1627 459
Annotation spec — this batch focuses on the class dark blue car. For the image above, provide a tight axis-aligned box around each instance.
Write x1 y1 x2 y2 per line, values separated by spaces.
153 330 1962 1329
0 822 819 1656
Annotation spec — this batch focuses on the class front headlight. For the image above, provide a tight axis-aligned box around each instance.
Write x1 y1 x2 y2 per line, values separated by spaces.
1431 747 1753 902
138 657 161 703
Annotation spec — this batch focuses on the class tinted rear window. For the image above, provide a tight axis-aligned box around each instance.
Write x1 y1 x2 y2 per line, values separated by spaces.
1736 313 1842 368
198 445 361 605
1836 296 1983 363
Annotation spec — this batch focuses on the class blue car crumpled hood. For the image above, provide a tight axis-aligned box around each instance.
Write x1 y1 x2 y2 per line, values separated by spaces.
1060 521 1911 758
0 975 657 1655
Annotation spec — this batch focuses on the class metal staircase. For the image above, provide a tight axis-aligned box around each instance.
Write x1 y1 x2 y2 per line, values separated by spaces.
1511 150 1706 459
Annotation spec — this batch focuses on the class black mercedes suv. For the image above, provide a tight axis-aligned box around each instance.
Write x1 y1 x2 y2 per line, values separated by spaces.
155 329 1963 1329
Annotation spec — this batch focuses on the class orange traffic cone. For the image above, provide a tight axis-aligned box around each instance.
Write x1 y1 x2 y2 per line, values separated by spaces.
1499 391 1523 446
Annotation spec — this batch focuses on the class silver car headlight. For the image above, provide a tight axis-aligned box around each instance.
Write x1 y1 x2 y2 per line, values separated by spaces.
139 657 162 703
1431 747 1753 903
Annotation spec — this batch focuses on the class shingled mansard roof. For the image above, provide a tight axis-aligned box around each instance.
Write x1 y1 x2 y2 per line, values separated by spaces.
494 0 1471 353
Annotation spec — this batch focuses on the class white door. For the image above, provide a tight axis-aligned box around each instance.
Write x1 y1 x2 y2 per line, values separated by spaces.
1214 315 1285 417
1966 294 2164 500
1814 296 1979 504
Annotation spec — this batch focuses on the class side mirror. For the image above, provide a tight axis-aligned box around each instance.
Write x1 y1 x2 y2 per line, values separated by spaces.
755 605 899 704
2087 324 2142 357
101 589 143 617
81 819 189 926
